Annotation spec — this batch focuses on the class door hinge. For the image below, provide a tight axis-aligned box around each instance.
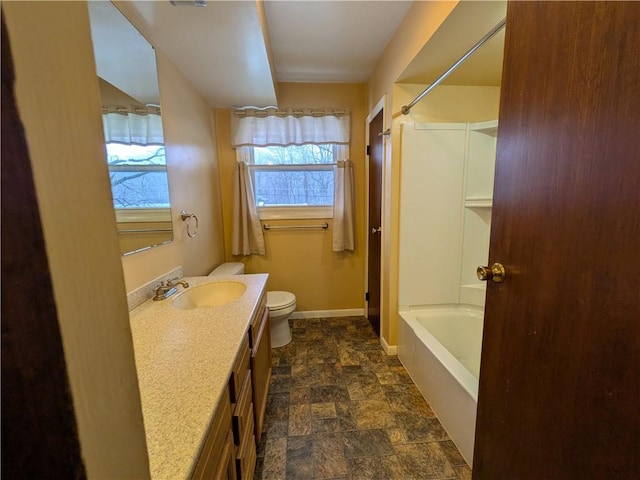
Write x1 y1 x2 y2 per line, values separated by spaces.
365 291 369 301
366 145 371 156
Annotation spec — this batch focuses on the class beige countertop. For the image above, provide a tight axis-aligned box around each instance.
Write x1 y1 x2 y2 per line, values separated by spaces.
129 274 268 479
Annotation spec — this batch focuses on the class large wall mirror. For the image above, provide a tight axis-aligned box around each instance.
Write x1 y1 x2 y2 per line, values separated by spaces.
88 1 173 256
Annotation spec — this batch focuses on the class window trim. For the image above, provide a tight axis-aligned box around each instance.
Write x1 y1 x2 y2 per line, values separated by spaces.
115 207 172 223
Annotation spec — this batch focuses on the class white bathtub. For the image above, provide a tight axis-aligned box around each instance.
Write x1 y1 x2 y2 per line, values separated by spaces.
398 305 484 465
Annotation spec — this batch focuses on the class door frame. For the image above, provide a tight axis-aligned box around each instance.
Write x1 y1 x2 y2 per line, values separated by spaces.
364 95 388 345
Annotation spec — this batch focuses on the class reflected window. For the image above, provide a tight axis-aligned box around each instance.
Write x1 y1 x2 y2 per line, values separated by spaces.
106 143 170 209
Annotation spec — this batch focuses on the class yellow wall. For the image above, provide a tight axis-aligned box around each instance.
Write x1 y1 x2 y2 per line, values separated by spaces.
394 84 501 124
3 2 150 477
115 5 226 292
216 83 367 311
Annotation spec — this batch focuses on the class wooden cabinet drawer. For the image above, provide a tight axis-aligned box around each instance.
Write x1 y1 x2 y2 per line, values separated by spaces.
229 336 250 404
249 293 267 349
251 310 272 443
191 386 232 480
212 430 236 480
235 411 256 480
232 370 253 446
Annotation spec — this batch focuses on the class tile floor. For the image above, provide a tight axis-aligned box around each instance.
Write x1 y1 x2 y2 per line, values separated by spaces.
253 316 472 480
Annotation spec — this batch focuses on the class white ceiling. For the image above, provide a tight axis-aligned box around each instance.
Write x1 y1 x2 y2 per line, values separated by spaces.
109 1 505 108
264 1 411 83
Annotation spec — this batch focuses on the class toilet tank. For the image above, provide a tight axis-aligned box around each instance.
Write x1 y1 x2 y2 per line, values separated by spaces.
208 262 245 277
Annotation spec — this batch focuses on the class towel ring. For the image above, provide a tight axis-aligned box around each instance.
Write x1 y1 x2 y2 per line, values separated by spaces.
180 210 199 238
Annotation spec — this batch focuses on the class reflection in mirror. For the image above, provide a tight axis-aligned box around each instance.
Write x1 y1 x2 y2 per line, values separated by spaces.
88 1 173 255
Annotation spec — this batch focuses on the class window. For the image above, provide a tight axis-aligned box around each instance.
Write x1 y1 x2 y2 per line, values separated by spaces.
251 144 335 208
106 143 170 210
231 108 354 253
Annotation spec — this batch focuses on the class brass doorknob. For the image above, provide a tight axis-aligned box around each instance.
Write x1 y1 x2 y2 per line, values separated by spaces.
477 263 506 283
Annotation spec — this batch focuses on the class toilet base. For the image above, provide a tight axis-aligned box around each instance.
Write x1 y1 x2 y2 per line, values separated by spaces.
270 315 292 348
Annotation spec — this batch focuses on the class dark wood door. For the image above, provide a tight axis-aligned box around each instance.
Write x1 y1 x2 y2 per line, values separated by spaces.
473 2 640 478
367 109 383 336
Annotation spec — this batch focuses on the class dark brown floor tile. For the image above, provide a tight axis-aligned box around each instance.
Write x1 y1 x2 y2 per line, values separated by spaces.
356 382 387 401
376 371 400 385
286 435 314 478
347 455 405 480
343 429 394 458
272 365 292 376
455 465 472 480
395 412 449 443
335 401 359 432
387 393 436 417
358 350 387 364
337 368 381 387
290 386 311 405
389 365 415 383
288 403 312 436
310 385 350 403
261 437 287 480
440 440 468 467
292 346 309 365
271 343 297 366
311 402 337 418
267 391 291 406
384 356 403 367
265 395 289 423
262 420 289 440
338 347 361 366
352 400 397 430
292 363 339 387
313 432 349 479
312 417 342 434
385 427 408 445
394 443 457 479
341 365 364 374
381 383 422 398
269 374 292 393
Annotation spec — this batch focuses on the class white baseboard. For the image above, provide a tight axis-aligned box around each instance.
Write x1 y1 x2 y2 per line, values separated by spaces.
290 308 364 319
381 336 398 356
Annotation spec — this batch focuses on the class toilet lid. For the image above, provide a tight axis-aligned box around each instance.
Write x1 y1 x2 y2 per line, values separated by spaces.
267 291 296 310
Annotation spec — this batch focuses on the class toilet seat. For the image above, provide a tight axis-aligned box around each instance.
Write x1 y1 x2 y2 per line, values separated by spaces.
267 291 296 312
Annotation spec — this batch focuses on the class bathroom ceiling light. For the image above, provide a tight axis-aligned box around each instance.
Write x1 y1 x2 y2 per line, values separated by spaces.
169 0 207 6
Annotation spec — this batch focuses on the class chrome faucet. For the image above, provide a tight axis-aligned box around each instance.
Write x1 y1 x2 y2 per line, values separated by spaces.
152 277 189 301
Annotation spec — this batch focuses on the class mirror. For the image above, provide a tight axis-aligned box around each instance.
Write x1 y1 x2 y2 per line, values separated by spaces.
88 1 173 256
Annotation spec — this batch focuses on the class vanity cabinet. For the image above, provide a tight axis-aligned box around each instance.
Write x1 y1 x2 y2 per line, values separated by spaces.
192 296 271 480
191 385 236 480
249 294 272 443
230 337 256 478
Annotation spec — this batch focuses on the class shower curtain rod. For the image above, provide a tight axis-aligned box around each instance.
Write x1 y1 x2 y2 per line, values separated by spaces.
401 17 506 115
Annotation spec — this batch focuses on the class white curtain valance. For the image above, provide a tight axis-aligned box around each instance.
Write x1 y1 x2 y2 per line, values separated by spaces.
102 112 164 146
231 108 350 147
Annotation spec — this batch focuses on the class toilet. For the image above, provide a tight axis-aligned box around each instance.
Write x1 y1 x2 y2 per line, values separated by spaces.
208 263 294 348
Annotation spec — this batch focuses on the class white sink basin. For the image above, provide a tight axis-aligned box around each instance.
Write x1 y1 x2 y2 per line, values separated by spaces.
171 282 247 310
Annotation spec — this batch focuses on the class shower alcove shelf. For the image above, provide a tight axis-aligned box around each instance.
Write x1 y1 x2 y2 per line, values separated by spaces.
398 119 497 310
460 120 497 306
